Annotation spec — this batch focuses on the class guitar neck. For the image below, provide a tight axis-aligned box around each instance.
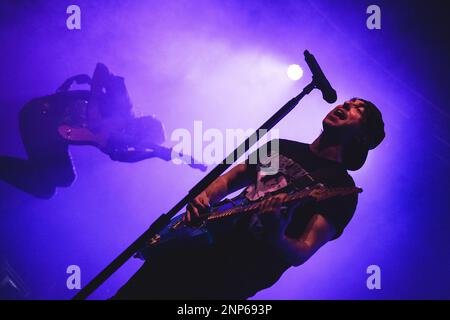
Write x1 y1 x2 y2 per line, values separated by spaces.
205 188 311 222
204 186 362 222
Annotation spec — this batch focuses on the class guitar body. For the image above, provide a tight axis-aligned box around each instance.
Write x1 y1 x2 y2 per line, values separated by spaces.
136 198 247 260
136 184 363 260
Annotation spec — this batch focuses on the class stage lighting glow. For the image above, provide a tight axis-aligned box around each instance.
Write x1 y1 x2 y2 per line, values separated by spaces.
287 64 303 81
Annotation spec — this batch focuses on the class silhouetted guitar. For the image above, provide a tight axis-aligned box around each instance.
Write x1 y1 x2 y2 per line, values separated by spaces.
57 116 207 171
136 184 362 260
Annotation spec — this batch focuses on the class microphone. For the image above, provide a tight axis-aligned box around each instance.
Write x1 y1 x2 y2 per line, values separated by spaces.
304 50 337 104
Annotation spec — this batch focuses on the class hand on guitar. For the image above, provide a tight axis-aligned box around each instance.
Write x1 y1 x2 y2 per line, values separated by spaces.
258 193 292 241
183 191 211 223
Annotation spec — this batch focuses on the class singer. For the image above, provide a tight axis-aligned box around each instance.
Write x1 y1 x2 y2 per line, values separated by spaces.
112 97 385 299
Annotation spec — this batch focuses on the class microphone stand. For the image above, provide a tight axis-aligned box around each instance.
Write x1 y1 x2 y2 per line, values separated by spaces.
73 51 328 300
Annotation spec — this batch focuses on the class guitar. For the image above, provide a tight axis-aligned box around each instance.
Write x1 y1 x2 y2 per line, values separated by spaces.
57 115 159 152
136 183 362 260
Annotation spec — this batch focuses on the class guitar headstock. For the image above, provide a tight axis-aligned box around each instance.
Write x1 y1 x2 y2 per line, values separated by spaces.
308 184 363 201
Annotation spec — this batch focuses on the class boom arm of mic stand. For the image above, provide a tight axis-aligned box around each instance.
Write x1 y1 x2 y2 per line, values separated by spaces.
72 81 316 300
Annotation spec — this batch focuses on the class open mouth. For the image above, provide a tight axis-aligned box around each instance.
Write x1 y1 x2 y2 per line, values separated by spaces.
333 108 347 120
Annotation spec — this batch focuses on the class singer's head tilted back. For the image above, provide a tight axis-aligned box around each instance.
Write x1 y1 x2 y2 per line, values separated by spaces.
114 94 385 300
311 97 385 171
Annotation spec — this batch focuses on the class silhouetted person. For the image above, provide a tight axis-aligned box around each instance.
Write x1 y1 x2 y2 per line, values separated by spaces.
113 98 385 299
0 63 165 198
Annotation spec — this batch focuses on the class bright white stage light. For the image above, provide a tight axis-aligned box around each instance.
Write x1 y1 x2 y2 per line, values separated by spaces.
287 64 303 81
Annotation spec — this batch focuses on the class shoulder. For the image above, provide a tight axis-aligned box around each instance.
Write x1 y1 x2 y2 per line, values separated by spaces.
54 90 91 101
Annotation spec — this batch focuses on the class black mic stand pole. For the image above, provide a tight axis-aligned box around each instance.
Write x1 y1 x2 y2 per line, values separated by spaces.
73 53 324 300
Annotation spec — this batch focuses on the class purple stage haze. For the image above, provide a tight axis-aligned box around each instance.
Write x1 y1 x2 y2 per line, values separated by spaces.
0 0 449 299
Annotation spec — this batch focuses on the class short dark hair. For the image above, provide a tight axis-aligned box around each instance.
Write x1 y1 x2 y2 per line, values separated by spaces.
351 97 385 150
343 98 385 171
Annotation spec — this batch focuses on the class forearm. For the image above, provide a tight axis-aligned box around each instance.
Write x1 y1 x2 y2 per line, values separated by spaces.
204 164 252 204
270 234 311 267
203 176 231 204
